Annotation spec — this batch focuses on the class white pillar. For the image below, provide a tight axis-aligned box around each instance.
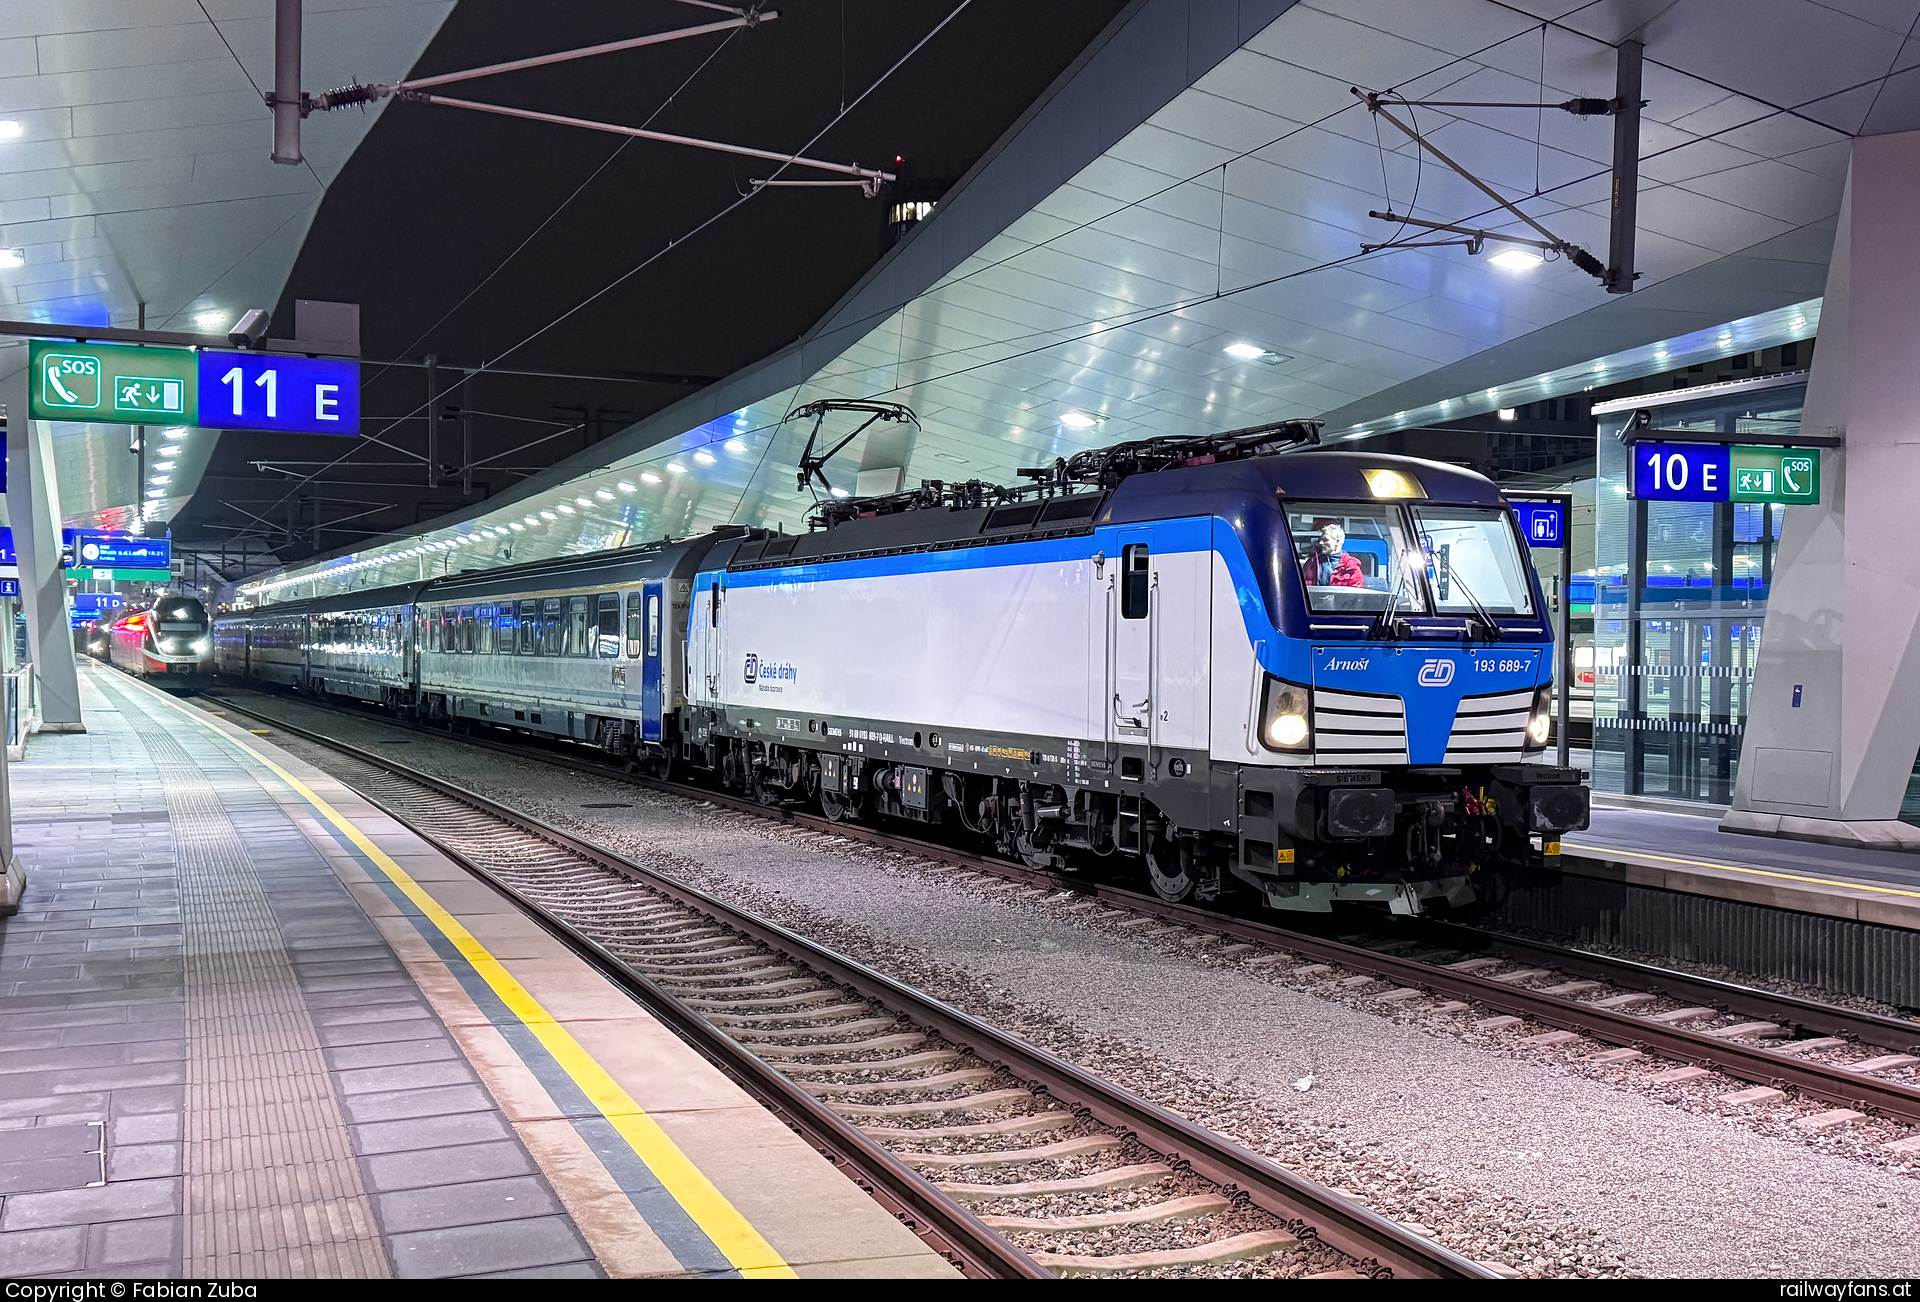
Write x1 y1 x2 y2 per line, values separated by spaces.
1 364 84 732
1723 130 1920 847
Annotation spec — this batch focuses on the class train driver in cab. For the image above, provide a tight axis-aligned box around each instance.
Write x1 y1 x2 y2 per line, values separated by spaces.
1300 519 1365 589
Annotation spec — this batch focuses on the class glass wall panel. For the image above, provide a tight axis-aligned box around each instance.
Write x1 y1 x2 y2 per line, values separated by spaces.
1590 379 1803 804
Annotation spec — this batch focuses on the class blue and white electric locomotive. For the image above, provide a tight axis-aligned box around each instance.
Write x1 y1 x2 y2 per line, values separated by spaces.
214 421 1588 914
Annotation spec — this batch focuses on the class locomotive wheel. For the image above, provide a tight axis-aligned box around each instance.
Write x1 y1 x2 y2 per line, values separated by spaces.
820 790 856 822
1144 837 1196 903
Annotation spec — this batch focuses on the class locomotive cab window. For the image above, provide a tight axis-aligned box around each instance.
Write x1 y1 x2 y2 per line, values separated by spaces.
1121 544 1151 619
595 593 620 658
1288 502 1424 614
1409 506 1535 617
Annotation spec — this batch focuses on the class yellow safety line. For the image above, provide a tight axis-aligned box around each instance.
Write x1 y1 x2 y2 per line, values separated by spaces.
141 683 795 1279
1566 839 1920 901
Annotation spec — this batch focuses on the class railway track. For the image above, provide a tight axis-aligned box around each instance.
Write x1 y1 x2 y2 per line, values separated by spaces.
199 691 1490 1280
206 689 1920 1142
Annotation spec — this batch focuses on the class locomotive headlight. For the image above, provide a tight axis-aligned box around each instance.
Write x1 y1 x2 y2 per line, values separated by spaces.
1259 677 1312 753
191 639 210 654
1525 684 1554 749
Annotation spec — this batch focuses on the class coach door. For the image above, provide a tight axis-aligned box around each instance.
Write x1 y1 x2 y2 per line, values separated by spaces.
639 583 665 741
1108 532 1153 742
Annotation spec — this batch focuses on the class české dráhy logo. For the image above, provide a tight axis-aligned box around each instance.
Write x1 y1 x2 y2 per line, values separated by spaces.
1417 659 1456 687
743 653 758 684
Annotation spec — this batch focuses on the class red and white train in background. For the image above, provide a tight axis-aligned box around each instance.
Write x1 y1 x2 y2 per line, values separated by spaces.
102 595 215 680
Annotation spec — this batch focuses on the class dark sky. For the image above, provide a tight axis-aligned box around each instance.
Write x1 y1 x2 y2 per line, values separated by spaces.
187 0 1132 571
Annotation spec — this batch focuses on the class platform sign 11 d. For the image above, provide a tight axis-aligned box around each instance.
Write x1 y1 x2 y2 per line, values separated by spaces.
28 340 195 423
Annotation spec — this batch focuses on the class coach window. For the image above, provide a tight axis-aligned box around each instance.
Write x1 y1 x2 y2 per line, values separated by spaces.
541 597 562 656
429 605 443 652
459 606 476 652
1121 544 1151 619
519 600 538 654
625 593 644 658
477 605 495 654
566 596 592 657
596 593 620 658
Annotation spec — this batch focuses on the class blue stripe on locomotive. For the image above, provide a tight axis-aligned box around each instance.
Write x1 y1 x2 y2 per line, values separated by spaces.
702 510 1552 764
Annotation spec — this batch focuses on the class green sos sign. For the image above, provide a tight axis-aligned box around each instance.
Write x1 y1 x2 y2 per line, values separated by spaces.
28 340 196 424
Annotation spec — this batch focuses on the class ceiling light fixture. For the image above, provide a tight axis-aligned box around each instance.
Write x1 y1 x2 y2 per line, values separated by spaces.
1488 249 1543 272
667 462 686 474
194 309 227 328
1059 411 1096 429
725 439 747 453
595 488 614 500
641 472 661 485
1498 408 1517 421
694 450 716 465
617 481 636 493
0 248 23 270
0 121 23 140
1223 342 1266 360
829 486 851 498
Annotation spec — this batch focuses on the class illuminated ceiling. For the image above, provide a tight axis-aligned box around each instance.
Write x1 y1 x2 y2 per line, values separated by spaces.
246 0 1915 600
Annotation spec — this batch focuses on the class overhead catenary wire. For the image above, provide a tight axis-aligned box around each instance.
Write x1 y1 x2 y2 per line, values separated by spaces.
254 2 972 538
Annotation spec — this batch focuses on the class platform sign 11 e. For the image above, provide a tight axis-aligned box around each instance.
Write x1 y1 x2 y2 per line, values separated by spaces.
28 341 194 423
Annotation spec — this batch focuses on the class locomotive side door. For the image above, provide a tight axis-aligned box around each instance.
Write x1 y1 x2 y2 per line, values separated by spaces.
1108 530 1153 742
639 582 665 741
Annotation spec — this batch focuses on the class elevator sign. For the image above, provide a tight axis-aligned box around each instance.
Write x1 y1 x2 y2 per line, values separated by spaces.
1632 442 1821 505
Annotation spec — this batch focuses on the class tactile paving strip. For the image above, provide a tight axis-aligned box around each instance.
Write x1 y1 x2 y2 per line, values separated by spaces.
107 684 387 1278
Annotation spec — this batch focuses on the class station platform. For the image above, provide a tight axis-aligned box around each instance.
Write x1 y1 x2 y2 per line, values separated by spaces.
0 662 956 1280
1566 802 1920 931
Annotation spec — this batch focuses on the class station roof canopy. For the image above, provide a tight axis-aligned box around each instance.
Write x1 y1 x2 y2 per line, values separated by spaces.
39 0 1915 600
0 0 452 533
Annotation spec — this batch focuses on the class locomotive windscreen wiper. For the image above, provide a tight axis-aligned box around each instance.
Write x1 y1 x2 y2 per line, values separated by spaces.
1440 562 1502 643
1369 561 1413 641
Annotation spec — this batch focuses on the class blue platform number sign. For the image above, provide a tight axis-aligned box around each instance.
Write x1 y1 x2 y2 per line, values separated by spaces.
195 350 360 436
1632 442 1730 502
1512 502 1564 548
0 527 13 566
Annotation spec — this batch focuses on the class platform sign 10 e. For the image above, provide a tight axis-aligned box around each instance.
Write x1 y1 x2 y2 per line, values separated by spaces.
1632 442 1822 505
